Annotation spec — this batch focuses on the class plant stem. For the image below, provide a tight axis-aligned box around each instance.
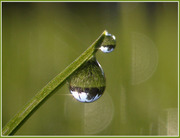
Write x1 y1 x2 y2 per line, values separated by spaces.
2 30 107 135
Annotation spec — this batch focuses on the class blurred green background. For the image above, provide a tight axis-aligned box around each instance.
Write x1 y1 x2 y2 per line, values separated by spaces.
2 2 178 136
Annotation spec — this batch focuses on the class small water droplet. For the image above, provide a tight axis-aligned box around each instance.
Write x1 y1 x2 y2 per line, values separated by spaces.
68 57 106 103
99 32 116 53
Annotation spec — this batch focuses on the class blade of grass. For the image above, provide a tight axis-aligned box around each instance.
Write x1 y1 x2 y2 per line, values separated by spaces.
2 30 107 135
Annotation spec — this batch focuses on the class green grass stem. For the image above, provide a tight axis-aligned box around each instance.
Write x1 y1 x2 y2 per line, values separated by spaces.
2 30 107 135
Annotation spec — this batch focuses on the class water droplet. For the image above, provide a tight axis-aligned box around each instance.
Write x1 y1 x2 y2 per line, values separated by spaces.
99 32 116 53
68 57 106 103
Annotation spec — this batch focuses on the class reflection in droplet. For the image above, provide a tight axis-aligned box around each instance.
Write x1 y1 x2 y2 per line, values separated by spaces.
70 86 105 103
131 32 158 85
68 57 106 103
84 92 114 134
99 32 116 53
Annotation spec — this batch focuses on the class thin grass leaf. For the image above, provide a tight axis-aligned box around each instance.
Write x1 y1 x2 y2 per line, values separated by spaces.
2 30 107 135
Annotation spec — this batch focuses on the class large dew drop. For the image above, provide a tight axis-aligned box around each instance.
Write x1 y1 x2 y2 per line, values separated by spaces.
68 57 106 103
99 32 116 53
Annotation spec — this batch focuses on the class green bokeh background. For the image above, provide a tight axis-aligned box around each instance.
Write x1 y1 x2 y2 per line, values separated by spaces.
2 2 178 135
